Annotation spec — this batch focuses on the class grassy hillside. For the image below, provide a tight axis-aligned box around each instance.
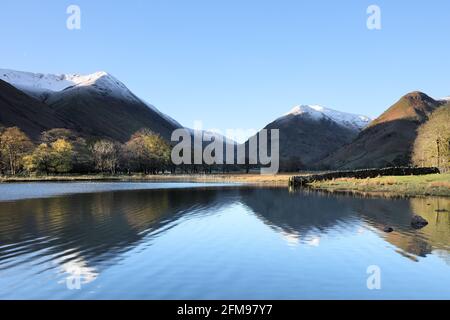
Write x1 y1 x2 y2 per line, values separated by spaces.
412 103 450 170
318 92 444 170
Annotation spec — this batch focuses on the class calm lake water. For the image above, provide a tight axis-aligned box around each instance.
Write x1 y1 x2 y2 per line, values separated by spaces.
0 182 449 299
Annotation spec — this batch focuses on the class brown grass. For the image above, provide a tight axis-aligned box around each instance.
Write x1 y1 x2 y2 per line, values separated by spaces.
428 181 450 189
309 174 450 197
0 173 296 185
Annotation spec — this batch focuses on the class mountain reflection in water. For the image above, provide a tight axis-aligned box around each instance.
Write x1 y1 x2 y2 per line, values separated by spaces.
0 183 449 299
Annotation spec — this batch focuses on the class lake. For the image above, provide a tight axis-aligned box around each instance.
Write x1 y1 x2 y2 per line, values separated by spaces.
0 182 449 299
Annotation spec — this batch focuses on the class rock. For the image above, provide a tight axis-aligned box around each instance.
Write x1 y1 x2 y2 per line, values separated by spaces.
411 215 429 229
383 226 394 233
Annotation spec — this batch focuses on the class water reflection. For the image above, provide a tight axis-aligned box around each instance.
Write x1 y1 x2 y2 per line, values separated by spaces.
241 189 450 260
0 187 239 275
0 183 449 298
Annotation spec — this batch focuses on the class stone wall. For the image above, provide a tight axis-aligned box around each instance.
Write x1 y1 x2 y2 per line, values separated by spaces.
289 167 440 187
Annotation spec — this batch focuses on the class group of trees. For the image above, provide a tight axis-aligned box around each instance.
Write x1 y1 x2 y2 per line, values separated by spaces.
0 127 172 176
412 104 450 172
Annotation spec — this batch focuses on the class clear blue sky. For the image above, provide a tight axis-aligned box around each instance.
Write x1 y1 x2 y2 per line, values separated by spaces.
1 0 449 136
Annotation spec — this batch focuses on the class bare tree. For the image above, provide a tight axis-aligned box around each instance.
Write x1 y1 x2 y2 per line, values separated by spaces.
413 104 450 171
91 140 121 174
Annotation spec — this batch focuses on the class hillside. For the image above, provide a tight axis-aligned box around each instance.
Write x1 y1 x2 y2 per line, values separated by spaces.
319 92 444 169
244 105 371 170
45 73 181 142
0 69 182 142
0 80 68 139
412 102 450 170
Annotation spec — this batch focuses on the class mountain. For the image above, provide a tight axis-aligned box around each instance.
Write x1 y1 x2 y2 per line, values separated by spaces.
0 79 68 139
0 69 181 142
245 104 371 170
284 105 371 131
319 92 444 169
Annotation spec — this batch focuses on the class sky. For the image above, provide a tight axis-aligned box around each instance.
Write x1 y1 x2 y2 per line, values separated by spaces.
1 0 449 140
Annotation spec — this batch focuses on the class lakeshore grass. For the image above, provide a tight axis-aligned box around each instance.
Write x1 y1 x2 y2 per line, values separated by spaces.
0 173 295 185
308 173 450 197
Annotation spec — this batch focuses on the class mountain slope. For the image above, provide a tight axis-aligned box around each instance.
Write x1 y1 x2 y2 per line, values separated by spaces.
0 79 68 139
0 69 182 142
245 105 371 170
319 92 444 169
45 73 181 142
285 105 371 131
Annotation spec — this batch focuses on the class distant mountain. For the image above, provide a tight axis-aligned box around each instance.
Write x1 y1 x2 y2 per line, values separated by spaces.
0 79 68 139
284 105 371 131
0 69 182 142
319 92 444 169
245 104 371 170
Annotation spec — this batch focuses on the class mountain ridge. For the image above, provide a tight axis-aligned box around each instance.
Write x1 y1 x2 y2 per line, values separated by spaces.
243 104 370 170
0 68 181 128
318 91 445 169
2 68 447 171
0 68 182 142
281 104 371 131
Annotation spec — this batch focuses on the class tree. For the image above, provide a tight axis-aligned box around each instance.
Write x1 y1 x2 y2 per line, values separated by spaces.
23 139 74 174
91 140 121 174
40 128 93 172
40 128 77 144
0 127 33 175
23 144 54 174
0 127 5 174
52 139 74 173
413 104 450 172
124 129 171 174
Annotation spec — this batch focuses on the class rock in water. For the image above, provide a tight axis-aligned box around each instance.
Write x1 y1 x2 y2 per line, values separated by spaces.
383 226 394 233
411 215 429 229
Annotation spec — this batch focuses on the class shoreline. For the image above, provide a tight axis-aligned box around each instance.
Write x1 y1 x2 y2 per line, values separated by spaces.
0 173 295 185
1 173 448 197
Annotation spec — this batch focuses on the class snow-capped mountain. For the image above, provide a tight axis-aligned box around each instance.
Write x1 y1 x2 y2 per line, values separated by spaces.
0 68 183 141
0 68 78 94
244 104 372 169
283 104 372 131
0 68 135 100
0 68 181 128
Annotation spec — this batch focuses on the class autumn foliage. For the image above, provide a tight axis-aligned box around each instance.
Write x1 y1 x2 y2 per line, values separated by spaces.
0 127 172 176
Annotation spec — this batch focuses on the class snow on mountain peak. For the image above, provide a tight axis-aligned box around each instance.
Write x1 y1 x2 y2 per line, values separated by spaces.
284 104 372 131
287 105 326 119
0 68 135 101
0 68 181 128
0 68 73 93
